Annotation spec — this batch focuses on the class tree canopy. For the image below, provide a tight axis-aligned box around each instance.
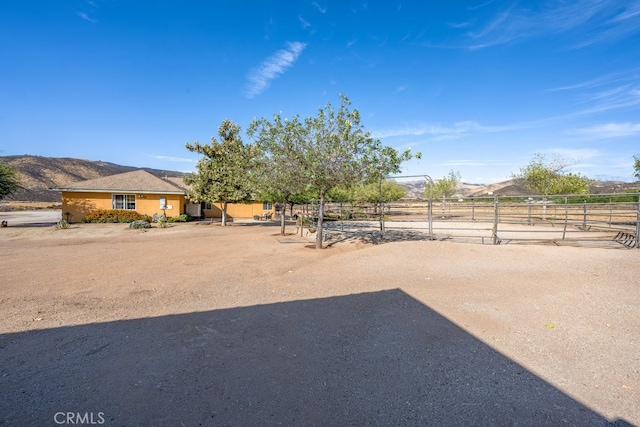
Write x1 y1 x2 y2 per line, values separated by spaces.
185 119 257 226
249 94 419 248
427 170 461 199
0 160 20 201
511 153 590 195
248 113 308 235
354 181 406 204
633 155 640 181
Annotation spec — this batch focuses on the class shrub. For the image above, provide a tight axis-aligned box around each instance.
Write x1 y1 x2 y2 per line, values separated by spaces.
129 220 151 229
56 219 70 229
83 209 146 223
157 217 168 228
166 213 191 223
152 213 166 223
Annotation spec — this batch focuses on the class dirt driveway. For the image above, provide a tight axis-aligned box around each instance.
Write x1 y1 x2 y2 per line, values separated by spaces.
0 222 638 426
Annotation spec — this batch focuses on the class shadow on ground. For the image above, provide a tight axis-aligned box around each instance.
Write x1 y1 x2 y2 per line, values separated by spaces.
324 222 432 246
0 290 629 426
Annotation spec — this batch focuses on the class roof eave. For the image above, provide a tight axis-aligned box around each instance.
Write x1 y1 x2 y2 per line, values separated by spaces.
52 188 186 195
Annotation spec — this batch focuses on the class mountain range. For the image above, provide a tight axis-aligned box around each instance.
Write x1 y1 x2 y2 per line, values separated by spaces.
1 155 637 203
1 155 185 202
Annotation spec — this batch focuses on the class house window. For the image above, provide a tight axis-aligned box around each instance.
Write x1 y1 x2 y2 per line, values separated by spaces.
113 194 136 210
204 203 212 210
262 201 272 210
160 197 167 209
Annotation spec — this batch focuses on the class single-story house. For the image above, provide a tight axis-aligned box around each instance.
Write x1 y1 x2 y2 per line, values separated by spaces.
52 170 274 223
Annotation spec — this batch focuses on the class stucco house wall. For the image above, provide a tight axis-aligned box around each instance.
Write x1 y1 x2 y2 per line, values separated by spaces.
54 169 274 223
203 201 273 219
61 191 186 223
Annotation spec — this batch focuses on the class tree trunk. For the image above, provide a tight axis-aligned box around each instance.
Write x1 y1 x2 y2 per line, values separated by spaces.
221 201 228 226
316 191 325 249
280 197 287 236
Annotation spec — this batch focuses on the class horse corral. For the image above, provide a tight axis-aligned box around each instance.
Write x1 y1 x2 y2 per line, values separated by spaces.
310 190 640 249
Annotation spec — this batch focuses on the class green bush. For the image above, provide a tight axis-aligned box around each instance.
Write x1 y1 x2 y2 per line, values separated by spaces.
166 213 191 223
56 219 70 229
129 220 151 229
83 209 147 223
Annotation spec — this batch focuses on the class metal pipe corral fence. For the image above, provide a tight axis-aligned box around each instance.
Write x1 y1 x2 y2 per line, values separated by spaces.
321 189 640 249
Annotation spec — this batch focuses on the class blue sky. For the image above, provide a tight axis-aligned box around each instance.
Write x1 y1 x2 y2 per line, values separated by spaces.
1 1 639 183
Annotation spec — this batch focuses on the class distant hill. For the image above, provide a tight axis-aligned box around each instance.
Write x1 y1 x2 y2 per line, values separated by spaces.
1 155 637 203
398 179 531 199
1 155 185 202
398 179 639 199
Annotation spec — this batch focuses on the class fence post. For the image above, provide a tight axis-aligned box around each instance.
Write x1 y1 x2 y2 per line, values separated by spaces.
636 194 640 248
379 179 385 237
583 199 587 230
562 197 568 240
472 198 475 221
428 198 433 240
492 196 499 245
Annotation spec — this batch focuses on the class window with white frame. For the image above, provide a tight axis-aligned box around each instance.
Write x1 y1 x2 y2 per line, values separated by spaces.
113 194 136 210
262 201 272 210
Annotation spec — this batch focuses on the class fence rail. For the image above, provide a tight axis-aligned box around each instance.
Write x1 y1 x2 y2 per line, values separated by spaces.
317 193 640 248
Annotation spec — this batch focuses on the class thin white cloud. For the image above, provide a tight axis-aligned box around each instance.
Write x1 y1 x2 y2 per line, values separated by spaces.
312 2 327 13
459 0 640 50
442 160 491 167
567 122 640 139
547 69 640 92
546 69 640 117
575 86 640 114
608 2 640 23
151 155 197 163
76 11 97 23
372 121 515 139
298 15 311 29
449 22 470 29
545 148 600 161
245 42 307 99
468 0 496 11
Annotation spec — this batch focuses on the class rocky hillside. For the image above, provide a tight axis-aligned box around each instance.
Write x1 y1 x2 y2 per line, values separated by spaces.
399 179 531 198
399 179 638 199
1 155 184 202
2 155 637 203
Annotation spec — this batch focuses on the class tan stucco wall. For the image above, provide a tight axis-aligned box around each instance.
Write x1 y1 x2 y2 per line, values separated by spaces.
62 192 185 223
204 201 274 219
136 194 186 218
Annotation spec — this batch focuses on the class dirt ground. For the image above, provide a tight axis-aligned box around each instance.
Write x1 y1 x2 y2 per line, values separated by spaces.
0 221 638 426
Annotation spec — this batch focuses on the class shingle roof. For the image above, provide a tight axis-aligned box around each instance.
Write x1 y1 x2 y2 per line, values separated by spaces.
164 176 191 191
53 170 187 194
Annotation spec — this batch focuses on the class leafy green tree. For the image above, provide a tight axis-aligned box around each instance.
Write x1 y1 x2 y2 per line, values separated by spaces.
633 155 640 181
0 159 20 201
511 153 590 195
425 170 461 216
250 95 419 248
185 119 257 226
325 185 351 203
426 170 461 199
248 114 309 235
354 181 405 203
